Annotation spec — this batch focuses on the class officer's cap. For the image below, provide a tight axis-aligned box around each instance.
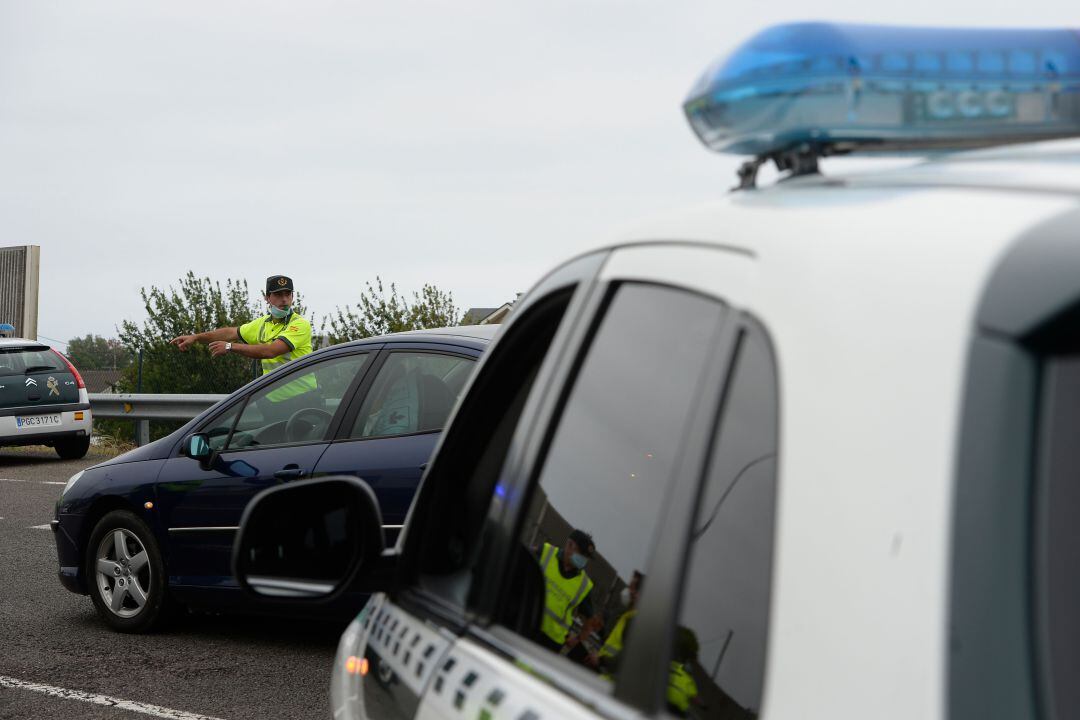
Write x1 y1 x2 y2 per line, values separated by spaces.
265 275 295 294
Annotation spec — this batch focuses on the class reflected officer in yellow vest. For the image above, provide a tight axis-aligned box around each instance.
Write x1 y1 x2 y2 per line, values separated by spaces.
667 626 701 717
536 529 596 654
588 570 643 673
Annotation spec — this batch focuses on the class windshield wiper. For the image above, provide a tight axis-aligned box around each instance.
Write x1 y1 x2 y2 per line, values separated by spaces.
23 365 59 373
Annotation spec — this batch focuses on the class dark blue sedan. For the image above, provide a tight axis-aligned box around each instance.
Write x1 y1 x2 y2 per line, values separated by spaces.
52 326 495 632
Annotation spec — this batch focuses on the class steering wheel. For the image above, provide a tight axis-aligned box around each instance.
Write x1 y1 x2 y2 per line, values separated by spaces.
284 408 333 443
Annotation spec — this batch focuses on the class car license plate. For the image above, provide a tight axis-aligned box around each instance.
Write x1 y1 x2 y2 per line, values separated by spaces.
16 414 61 428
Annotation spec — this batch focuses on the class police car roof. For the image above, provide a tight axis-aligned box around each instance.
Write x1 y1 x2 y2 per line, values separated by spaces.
614 138 1080 265
0 337 47 348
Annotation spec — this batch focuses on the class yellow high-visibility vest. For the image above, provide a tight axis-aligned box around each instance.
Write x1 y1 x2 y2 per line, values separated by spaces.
237 312 314 401
667 662 698 714
599 609 637 659
538 542 593 645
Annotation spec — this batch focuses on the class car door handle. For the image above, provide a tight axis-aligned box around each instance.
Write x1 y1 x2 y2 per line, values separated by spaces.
274 465 307 482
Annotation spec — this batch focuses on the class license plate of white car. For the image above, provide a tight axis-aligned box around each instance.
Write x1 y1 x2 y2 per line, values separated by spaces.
16 414 61 428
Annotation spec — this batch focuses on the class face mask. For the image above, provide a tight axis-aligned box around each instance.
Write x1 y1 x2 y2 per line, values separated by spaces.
268 304 291 319
620 587 632 607
570 553 588 570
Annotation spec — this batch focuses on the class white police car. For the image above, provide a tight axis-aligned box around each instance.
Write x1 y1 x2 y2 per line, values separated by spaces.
232 23 1079 720
0 328 93 459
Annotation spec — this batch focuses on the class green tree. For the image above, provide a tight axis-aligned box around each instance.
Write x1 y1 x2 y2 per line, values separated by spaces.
66 334 132 370
117 272 265 396
324 277 459 344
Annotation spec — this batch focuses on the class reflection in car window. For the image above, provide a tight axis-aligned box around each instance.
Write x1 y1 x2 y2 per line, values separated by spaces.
670 328 777 719
351 352 473 439
513 284 725 678
227 353 368 450
202 403 241 452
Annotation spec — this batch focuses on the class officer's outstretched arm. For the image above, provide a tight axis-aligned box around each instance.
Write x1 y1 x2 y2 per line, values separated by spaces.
210 338 290 359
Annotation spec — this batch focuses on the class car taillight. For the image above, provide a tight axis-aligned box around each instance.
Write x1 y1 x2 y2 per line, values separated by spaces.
52 349 85 389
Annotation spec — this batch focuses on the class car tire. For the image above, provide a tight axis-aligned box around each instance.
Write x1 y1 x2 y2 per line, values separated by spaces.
55 436 90 460
86 509 172 633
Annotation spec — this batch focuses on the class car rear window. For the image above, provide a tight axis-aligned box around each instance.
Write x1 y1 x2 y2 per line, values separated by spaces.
0 346 63 375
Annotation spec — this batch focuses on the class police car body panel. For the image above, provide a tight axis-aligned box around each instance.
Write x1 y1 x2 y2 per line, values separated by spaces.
229 23 1080 720
0 335 93 458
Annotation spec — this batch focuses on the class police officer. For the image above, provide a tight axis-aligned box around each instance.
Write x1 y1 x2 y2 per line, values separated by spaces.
667 626 701 717
536 529 596 653
587 570 643 672
170 274 313 373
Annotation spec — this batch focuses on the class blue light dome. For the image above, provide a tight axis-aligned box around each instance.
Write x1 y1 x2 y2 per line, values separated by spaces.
684 23 1080 156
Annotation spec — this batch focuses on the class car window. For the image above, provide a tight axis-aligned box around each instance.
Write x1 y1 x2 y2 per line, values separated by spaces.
0 346 62 374
202 403 242 452
1035 354 1080 720
507 284 726 676
226 353 369 450
350 352 474 439
666 326 777 719
411 289 576 589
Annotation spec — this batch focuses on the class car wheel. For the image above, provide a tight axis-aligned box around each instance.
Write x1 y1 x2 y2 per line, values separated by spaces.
86 509 171 633
55 436 90 460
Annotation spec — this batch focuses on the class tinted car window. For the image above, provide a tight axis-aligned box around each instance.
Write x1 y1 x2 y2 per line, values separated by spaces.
350 352 473 439
0 346 61 374
512 284 726 671
669 326 777 719
203 403 242 452
1036 354 1080 720
227 353 369 450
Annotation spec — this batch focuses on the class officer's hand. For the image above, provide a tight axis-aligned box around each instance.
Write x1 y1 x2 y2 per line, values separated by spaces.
171 335 196 351
208 341 229 357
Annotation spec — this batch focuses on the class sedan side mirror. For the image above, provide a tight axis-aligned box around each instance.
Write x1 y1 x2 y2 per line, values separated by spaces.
184 433 211 458
233 476 385 601
182 433 215 470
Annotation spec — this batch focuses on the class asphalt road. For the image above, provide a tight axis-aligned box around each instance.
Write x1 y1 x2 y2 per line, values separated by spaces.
0 446 350 720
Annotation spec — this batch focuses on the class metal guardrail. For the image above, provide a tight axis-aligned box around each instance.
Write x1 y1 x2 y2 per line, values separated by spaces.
88 393 228 446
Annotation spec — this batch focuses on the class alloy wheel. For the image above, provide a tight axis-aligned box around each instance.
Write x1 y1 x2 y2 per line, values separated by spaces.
94 528 151 618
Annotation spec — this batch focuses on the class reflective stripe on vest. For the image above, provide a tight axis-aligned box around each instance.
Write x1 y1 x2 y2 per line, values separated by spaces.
538 542 593 645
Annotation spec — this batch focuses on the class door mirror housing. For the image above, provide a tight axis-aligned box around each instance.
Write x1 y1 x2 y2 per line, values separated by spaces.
233 476 385 601
182 433 215 469
184 433 212 459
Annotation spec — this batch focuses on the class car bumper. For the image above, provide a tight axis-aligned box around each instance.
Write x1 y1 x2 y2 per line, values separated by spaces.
0 405 92 446
53 512 88 595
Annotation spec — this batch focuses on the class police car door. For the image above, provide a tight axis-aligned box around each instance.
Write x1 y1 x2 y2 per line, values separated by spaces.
411 246 769 720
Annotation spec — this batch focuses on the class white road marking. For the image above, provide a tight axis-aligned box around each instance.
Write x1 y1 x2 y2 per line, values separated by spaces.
0 477 67 485
29 524 52 530
42 481 65 485
0 675 227 720
0 477 27 482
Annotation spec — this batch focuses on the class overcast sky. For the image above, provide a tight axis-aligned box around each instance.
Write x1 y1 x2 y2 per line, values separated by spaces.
1 1 1075 347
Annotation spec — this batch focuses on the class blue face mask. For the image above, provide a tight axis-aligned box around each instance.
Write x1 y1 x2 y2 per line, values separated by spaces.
570 553 588 570
268 304 291 319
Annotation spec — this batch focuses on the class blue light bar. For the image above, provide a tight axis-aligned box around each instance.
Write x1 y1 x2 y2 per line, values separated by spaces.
684 23 1080 156
0 324 15 333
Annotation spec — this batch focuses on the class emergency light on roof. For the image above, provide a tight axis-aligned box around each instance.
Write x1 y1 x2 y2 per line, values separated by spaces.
0 324 15 337
684 23 1080 163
